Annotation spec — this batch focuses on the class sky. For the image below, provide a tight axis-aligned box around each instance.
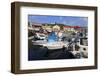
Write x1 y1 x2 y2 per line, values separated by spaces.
28 15 88 26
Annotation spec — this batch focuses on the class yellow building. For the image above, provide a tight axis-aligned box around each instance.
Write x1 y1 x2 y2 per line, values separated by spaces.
53 25 60 32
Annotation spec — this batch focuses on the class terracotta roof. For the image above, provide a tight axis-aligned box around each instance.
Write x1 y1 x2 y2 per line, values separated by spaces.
64 26 80 28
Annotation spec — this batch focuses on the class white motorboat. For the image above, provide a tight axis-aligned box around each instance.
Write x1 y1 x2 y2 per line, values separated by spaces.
32 40 67 50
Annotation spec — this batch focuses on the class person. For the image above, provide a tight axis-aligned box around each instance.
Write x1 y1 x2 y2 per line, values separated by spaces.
79 32 83 37
57 31 63 41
